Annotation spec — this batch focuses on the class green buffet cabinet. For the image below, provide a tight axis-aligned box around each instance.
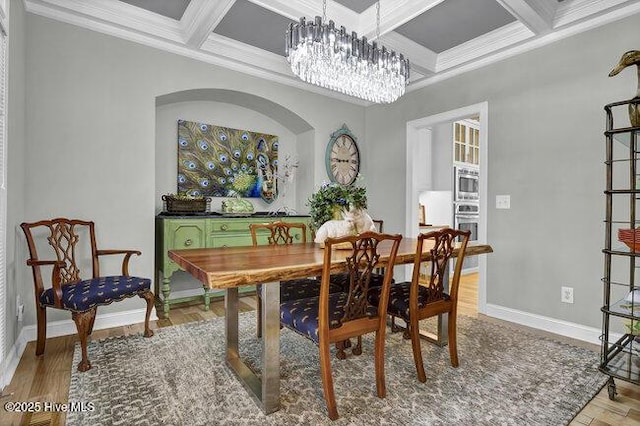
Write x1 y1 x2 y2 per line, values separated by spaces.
155 214 312 318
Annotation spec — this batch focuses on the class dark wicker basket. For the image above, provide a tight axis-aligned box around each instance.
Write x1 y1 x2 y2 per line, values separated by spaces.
162 195 211 214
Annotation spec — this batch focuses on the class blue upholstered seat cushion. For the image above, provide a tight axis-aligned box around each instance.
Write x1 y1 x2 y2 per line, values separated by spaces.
39 275 151 312
329 272 392 293
280 292 378 344
368 281 450 321
260 279 343 302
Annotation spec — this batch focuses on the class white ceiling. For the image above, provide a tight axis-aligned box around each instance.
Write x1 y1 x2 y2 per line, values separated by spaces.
24 0 640 105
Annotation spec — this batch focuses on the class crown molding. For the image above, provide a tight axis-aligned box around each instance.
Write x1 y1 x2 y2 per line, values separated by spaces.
436 21 533 72
496 0 554 33
24 0 182 42
554 0 631 27
181 0 236 47
381 31 437 75
409 1 640 94
202 33 291 77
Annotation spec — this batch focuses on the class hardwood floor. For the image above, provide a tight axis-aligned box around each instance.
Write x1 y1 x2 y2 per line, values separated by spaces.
1 276 638 425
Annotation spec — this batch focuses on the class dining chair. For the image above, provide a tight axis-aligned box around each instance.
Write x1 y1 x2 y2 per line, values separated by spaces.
280 231 402 420
371 228 470 383
21 218 154 372
329 218 388 290
249 220 343 338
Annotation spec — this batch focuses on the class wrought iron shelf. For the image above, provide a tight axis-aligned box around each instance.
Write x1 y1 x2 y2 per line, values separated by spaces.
602 99 640 399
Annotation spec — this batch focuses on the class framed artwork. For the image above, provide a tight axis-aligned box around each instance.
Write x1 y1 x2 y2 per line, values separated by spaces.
177 119 279 203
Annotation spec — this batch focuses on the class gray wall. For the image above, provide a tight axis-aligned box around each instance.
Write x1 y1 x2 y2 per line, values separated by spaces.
5 0 26 363
13 12 365 339
366 13 640 327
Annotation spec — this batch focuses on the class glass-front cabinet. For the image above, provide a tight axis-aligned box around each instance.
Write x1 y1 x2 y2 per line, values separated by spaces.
454 119 480 166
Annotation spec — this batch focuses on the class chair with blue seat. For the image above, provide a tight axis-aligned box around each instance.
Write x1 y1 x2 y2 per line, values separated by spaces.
370 228 470 383
280 231 402 420
249 220 343 338
21 218 154 372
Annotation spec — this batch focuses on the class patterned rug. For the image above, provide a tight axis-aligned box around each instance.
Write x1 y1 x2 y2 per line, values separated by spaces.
67 314 607 425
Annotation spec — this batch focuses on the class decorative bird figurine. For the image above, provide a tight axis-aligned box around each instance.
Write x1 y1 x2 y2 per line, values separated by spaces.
609 50 640 127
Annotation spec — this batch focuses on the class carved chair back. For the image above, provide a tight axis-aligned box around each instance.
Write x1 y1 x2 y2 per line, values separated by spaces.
249 221 307 246
412 228 471 304
321 231 402 326
21 218 100 297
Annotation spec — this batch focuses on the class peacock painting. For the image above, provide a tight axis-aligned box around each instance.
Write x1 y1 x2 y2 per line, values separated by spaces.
177 119 279 203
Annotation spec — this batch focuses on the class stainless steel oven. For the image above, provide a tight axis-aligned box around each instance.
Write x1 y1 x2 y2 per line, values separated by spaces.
454 166 479 201
454 202 479 272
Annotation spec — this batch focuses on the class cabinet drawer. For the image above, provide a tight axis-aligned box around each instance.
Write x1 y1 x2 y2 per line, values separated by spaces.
208 219 253 233
168 220 207 249
209 234 253 248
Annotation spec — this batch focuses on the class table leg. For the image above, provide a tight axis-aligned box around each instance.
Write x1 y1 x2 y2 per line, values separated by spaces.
394 266 450 347
419 264 450 346
225 285 280 414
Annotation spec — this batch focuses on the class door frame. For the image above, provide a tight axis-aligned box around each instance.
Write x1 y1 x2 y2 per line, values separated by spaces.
405 101 489 313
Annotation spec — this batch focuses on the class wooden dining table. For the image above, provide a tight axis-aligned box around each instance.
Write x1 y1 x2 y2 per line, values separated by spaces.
169 238 492 415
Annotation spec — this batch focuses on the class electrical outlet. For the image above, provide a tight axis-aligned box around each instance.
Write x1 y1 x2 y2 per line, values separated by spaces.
561 286 574 304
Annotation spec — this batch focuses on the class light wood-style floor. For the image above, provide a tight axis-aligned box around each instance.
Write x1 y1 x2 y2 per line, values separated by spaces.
1 273 639 425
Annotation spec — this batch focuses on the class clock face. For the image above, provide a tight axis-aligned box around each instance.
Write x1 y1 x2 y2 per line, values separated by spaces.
328 134 360 186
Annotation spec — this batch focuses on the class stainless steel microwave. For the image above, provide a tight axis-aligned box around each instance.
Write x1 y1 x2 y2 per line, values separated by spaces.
454 166 479 201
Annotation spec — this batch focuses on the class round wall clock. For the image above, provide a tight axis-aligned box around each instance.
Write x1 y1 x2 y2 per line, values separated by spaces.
325 124 361 186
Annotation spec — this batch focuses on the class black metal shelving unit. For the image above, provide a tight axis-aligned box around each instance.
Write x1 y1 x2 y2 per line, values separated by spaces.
601 98 640 399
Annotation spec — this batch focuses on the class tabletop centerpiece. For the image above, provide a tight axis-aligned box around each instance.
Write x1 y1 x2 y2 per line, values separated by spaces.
307 180 367 231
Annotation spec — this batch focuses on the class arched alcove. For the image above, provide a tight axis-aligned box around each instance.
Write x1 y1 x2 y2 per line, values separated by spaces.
155 89 315 214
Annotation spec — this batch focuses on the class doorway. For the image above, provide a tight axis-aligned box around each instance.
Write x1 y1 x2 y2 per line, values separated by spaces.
405 102 489 314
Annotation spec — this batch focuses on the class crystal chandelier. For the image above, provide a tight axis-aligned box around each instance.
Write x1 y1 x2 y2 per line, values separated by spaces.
285 1 410 104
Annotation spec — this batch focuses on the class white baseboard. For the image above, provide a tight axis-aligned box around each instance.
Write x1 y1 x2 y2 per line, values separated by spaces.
1 308 158 389
0 331 29 390
485 303 614 346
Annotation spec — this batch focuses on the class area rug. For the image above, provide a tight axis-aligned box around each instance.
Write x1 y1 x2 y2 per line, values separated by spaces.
67 314 607 425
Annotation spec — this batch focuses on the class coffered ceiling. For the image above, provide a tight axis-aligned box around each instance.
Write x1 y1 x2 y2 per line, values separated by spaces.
24 0 640 104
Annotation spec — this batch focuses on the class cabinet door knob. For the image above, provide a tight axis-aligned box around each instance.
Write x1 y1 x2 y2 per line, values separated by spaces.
221 224 229 231
184 239 193 246
295 234 300 240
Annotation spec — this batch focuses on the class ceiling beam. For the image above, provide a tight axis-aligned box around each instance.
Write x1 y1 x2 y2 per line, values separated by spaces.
381 31 437 75
359 0 446 39
496 0 558 34
182 0 237 48
245 0 359 23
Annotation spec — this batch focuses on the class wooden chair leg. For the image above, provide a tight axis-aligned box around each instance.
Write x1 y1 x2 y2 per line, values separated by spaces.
352 335 362 356
140 290 155 338
72 309 96 372
335 341 347 360
35 305 47 356
256 285 262 338
448 309 459 368
319 338 339 420
374 329 387 398
410 316 426 383
88 310 97 336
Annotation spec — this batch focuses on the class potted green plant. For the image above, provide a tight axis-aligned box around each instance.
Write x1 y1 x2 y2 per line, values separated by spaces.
307 181 367 231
